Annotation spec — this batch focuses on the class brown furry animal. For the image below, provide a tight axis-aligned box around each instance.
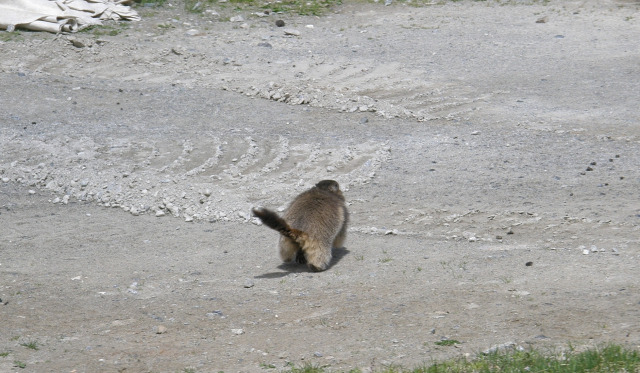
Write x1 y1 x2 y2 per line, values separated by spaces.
252 180 348 272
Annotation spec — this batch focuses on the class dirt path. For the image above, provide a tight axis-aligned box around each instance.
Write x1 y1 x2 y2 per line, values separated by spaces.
1 0 639 371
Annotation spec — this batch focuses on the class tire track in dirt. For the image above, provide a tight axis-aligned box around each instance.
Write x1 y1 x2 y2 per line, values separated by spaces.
0 133 390 222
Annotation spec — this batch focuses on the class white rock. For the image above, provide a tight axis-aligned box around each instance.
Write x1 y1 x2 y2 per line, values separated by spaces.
156 210 166 217
231 328 244 335
62 195 70 205
283 28 300 36
184 215 193 222
230 15 244 22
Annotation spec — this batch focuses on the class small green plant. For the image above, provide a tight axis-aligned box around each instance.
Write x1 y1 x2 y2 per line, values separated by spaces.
435 339 460 346
260 362 276 369
21 341 39 350
13 360 26 369
183 368 196 373
0 352 9 357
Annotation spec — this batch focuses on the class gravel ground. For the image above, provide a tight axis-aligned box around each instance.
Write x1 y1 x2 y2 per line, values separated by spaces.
1 0 639 371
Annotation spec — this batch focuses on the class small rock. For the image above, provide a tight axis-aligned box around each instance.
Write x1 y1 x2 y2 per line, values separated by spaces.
230 15 244 22
185 29 200 36
385 229 398 235
275 19 285 27
483 342 516 355
28 189 36 195
231 328 244 335
155 210 166 217
536 16 548 23
283 28 300 36
203 188 212 197
360 117 369 124
244 279 255 288
313 351 323 357
1 177 9 183
68 38 86 48
184 215 193 222
525 261 533 266
155 325 167 334
582 249 590 255
471 131 480 135
258 42 272 48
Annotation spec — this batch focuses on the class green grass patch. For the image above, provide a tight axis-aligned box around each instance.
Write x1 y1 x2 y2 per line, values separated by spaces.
279 344 640 373
79 23 129 37
20 341 39 350
434 339 461 346
180 0 341 16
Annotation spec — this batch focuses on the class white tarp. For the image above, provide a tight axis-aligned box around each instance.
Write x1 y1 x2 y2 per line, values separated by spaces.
0 0 140 33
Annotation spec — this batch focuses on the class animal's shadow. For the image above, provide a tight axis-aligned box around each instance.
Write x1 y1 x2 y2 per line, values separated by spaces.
254 247 351 279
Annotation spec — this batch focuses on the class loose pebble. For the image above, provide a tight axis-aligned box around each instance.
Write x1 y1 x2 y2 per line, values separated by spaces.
155 325 167 334
283 29 300 36
275 20 285 27
231 328 244 335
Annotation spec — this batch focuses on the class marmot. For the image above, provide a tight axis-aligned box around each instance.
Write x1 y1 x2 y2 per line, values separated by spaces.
252 180 348 272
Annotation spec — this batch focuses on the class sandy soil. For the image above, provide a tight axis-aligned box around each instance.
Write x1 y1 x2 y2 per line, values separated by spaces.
1 0 639 372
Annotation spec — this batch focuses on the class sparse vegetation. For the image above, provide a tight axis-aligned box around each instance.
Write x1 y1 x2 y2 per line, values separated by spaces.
20 341 39 350
13 360 26 369
279 344 640 372
434 339 461 346
79 23 130 36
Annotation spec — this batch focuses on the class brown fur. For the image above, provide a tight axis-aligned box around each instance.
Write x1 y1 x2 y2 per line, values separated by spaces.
252 180 348 272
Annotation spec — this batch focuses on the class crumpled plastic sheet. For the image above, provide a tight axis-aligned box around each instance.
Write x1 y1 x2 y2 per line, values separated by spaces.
0 0 140 33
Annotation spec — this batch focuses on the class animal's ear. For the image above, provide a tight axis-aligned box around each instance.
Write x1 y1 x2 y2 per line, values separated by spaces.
317 180 340 193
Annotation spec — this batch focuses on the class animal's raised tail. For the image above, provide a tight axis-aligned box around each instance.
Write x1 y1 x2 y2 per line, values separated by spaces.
252 207 308 246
